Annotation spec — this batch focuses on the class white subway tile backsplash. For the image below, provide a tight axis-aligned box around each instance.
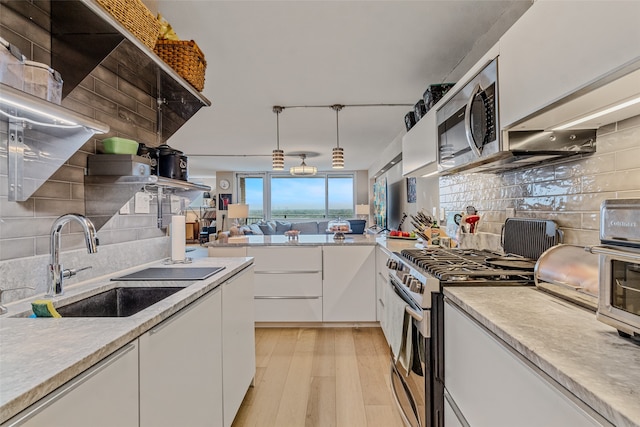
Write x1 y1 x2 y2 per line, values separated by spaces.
0 238 35 261
615 146 640 171
441 114 640 249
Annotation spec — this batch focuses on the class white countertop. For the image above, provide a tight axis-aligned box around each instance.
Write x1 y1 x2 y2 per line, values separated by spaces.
444 286 640 427
0 256 253 424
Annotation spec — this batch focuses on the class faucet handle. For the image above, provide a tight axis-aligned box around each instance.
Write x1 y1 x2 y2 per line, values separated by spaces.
62 266 92 279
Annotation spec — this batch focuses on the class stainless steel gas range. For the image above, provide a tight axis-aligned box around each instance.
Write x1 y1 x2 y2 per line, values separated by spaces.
385 247 538 427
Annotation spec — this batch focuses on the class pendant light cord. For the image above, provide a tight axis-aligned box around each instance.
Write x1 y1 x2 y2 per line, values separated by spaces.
331 104 343 148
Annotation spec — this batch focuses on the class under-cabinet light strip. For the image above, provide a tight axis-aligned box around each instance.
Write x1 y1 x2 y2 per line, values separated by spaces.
553 95 640 130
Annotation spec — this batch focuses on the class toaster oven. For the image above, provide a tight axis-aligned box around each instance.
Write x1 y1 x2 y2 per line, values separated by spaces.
591 199 640 341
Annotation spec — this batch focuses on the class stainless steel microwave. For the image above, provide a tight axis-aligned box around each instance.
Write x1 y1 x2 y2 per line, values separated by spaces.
436 57 596 175
437 58 499 174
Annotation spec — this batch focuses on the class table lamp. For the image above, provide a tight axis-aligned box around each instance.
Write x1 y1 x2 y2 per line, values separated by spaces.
228 203 249 243
356 204 369 220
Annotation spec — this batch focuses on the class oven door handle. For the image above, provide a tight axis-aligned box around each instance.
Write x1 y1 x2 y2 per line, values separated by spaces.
588 245 640 261
406 306 423 322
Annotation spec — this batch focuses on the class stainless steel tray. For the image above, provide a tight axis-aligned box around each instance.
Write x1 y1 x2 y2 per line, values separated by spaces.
113 266 225 281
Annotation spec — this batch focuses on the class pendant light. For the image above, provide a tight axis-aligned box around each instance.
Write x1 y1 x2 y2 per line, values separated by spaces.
331 104 344 169
290 154 317 176
272 106 284 170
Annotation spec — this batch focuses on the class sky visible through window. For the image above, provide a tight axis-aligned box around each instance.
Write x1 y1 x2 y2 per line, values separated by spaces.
242 176 354 219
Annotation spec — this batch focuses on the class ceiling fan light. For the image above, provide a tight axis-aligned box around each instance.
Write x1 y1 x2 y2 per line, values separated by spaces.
332 147 344 169
290 164 317 176
290 154 317 176
272 149 284 170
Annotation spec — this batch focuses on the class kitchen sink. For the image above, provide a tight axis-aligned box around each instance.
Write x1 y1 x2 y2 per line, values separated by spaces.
56 287 184 318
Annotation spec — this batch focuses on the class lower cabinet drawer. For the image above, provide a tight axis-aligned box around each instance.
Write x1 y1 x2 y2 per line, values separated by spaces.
255 297 323 322
255 272 322 297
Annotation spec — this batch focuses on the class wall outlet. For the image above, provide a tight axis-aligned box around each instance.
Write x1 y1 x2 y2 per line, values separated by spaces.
506 208 516 218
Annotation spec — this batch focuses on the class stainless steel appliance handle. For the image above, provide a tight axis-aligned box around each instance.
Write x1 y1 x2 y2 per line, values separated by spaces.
588 245 640 261
406 306 423 322
464 83 483 158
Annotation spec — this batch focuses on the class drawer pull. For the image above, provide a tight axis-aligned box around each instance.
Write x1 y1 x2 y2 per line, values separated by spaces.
255 296 321 300
256 270 321 274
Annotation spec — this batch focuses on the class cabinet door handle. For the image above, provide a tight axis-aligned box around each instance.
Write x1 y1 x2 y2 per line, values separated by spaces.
254 296 320 300
5 343 136 425
378 298 385 308
256 270 321 274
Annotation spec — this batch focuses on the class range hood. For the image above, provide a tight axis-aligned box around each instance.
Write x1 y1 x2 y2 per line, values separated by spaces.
0 84 109 201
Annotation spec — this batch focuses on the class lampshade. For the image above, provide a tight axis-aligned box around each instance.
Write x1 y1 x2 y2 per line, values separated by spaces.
355 204 369 216
272 149 284 170
272 106 284 170
290 154 317 176
331 104 345 169
228 203 249 219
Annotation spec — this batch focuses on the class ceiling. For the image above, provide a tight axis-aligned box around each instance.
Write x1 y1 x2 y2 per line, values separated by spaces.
155 0 531 177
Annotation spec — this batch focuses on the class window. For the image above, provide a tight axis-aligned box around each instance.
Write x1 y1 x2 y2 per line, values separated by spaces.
236 173 355 221
237 175 264 223
271 176 326 219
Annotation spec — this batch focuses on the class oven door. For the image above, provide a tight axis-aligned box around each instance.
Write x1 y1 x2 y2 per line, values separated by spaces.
388 276 430 427
593 246 640 337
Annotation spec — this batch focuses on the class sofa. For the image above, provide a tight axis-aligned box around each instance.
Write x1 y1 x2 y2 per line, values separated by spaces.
217 219 366 240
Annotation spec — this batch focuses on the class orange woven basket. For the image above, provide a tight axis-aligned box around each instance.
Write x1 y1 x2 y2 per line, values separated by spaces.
154 39 207 92
95 0 160 51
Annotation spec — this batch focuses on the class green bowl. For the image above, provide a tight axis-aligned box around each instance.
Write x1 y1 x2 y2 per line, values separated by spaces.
102 137 139 155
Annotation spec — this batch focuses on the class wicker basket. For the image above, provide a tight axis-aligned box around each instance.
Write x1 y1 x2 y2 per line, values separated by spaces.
96 0 160 51
154 39 206 91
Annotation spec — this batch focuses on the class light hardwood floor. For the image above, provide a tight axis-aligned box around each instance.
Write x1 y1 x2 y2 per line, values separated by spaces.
232 327 405 427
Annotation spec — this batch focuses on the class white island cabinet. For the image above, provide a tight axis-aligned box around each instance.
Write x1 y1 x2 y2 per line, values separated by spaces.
444 300 609 427
499 0 640 129
323 245 376 322
222 266 255 427
8 342 139 427
249 246 323 322
139 287 223 427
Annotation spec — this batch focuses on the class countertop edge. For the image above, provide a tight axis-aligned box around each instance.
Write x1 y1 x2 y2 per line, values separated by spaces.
0 257 253 424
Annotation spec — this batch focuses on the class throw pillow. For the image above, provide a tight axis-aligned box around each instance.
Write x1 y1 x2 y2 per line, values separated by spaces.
275 220 292 234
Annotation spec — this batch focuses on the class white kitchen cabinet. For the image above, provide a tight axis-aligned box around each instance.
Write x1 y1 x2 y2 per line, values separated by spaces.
376 247 391 321
323 245 376 322
5 342 139 427
444 300 609 427
499 0 640 129
208 246 248 258
222 266 255 427
402 109 437 176
248 246 323 322
139 288 223 427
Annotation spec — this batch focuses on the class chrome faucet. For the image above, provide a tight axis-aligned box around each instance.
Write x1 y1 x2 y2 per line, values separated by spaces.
47 214 99 297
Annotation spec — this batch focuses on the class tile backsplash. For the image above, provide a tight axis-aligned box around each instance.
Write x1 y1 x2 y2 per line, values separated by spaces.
0 0 165 261
440 114 640 250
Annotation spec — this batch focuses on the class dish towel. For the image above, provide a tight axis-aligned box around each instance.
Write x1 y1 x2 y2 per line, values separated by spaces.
398 309 413 374
382 282 410 363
